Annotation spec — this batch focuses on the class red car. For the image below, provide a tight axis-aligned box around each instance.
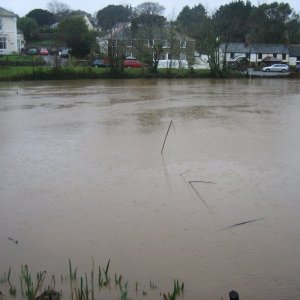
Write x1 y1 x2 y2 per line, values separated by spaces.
123 58 145 68
39 48 49 55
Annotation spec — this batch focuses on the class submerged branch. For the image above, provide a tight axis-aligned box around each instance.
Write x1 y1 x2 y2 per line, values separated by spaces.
161 120 175 155
222 218 264 230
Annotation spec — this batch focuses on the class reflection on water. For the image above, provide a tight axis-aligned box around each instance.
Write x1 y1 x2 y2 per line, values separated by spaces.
1 79 300 300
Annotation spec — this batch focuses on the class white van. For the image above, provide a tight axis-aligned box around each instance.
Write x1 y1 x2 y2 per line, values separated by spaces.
157 59 188 69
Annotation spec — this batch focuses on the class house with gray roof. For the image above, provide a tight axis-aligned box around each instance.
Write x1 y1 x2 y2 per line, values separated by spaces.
220 42 292 65
288 45 300 65
0 7 25 54
98 22 195 66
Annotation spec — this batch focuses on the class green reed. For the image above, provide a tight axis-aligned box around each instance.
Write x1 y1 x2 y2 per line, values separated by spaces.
98 259 110 287
20 265 47 300
7 267 17 296
119 280 130 300
0 260 184 300
163 279 184 300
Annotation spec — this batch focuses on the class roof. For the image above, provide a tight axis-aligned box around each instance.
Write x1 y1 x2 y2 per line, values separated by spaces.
288 45 300 57
221 43 289 54
0 7 18 17
108 22 194 42
261 56 281 62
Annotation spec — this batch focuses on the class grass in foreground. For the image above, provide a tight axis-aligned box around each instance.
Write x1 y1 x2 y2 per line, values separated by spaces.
0 260 184 300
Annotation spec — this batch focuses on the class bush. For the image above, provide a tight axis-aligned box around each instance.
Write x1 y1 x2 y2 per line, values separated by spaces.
0 55 45 66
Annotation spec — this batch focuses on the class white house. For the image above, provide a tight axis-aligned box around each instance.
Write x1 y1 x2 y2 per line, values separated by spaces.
288 45 300 66
219 42 295 65
0 7 25 54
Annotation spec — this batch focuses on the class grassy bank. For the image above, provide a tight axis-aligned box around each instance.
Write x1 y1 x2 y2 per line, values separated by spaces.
0 55 45 67
0 65 237 81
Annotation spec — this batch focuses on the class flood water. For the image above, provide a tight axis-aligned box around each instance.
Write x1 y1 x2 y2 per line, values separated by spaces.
1 78 300 299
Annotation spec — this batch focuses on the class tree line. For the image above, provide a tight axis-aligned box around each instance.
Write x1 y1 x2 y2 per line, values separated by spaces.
16 0 300 74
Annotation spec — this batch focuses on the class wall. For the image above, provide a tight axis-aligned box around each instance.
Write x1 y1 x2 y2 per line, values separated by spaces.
0 15 18 54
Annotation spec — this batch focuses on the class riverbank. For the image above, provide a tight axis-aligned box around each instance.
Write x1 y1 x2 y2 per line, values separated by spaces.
0 66 244 81
1 66 299 81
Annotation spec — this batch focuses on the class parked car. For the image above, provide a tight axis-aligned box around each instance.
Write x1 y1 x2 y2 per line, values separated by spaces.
60 48 71 58
262 64 290 72
27 48 38 55
123 58 145 68
91 59 110 68
157 59 188 69
229 56 249 70
39 48 49 55
49 47 59 55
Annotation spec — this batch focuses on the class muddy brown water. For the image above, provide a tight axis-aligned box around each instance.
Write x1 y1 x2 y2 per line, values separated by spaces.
1 78 300 299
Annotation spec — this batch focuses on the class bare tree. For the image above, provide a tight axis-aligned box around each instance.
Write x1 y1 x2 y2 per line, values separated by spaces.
47 0 71 18
135 2 165 16
131 2 166 71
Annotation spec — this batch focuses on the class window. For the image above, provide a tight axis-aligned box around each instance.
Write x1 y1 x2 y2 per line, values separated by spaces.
125 53 133 58
273 53 277 58
162 40 170 48
0 19 2 30
126 40 132 47
246 53 250 59
149 40 154 48
180 40 186 48
297 56 300 61
0 37 7 50
258 53 262 59
230 53 234 59
180 53 186 60
282 54 286 60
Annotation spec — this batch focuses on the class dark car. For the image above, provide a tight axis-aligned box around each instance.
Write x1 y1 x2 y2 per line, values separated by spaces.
91 59 110 68
49 47 59 55
229 56 250 70
123 58 145 68
27 48 38 55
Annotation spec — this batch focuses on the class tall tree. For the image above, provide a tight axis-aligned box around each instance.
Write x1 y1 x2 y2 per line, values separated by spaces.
17 17 39 42
249 2 294 43
176 4 207 31
96 5 132 31
131 2 166 71
176 4 209 54
214 0 253 43
26 9 55 27
287 13 300 43
58 17 94 57
134 1 165 16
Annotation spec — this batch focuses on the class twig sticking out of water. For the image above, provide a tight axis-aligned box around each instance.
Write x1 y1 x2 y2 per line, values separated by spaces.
189 180 216 184
188 181 214 213
8 237 18 244
179 169 191 179
222 218 264 230
161 120 175 155
188 181 207 204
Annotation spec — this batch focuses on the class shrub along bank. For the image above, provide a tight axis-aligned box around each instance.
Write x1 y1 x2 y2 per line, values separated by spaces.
0 55 45 67
0 65 243 81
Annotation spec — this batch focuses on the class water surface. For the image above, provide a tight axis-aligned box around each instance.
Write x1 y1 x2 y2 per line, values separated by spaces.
1 78 300 299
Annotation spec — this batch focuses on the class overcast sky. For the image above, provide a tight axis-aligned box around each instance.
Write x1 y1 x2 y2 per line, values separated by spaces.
1 0 300 18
